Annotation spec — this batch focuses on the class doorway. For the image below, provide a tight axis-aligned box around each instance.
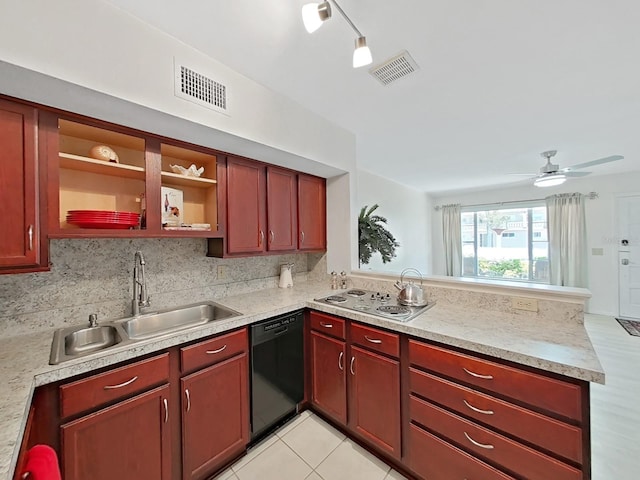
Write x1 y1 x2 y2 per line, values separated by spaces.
617 194 640 319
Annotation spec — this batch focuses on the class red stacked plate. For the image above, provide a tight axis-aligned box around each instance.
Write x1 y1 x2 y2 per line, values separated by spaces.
66 210 141 229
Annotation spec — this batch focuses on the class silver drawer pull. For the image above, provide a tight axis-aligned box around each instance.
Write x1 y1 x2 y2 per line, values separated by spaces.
463 399 494 415
320 321 333 328
103 375 138 390
464 431 494 450
163 398 169 423
338 351 344 371
21 473 30 479
364 335 382 344
185 388 191 413
463 367 493 380
27 225 33 251
206 344 227 354
350 356 355 375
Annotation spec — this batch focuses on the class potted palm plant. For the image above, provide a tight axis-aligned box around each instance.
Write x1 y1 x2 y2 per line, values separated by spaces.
358 204 400 267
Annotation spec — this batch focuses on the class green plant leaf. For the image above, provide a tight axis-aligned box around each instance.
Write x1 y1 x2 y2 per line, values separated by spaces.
358 204 400 265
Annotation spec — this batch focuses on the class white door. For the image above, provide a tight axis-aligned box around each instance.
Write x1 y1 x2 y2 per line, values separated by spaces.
618 195 640 319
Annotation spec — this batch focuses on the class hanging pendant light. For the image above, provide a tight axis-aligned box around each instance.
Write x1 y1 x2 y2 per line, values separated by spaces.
353 36 372 68
302 2 332 33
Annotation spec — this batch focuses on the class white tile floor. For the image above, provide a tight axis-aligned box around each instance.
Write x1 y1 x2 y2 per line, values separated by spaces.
215 410 406 480
216 313 638 480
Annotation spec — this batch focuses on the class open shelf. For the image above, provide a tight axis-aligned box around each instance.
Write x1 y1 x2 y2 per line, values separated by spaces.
60 153 145 180
161 171 217 188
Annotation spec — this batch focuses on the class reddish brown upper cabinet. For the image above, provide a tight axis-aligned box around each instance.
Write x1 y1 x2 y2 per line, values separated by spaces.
181 352 249 480
297 173 326 251
266 166 297 251
0 98 48 273
60 384 172 480
225 156 267 254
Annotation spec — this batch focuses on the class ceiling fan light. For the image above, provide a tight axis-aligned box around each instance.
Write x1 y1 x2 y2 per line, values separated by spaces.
353 36 372 68
302 2 331 33
534 174 567 188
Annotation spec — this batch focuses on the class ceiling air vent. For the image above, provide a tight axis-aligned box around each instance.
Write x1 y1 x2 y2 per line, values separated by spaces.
174 61 228 115
369 50 419 86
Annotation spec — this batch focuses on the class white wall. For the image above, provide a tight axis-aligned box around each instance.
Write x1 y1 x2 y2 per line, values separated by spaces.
357 169 433 275
431 171 640 316
0 0 357 273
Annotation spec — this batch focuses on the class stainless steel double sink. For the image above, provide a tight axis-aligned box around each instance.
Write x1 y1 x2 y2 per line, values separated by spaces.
49 301 242 365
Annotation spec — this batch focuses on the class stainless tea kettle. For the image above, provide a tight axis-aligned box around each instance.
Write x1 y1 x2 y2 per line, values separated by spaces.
394 268 427 306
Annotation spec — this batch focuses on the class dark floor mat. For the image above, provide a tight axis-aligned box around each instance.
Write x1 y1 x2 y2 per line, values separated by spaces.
616 318 640 336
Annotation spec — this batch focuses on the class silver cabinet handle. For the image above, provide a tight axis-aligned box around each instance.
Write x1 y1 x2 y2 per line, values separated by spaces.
103 375 138 390
206 344 227 354
622 258 630 265
350 356 355 375
185 389 191 413
463 367 493 380
259 230 264 246
21 473 30 479
364 335 382 344
27 225 33 251
338 351 344 371
163 398 168 423
320 321 333 328
269 230 274 244
300 231 305 244
464 431 494 449
463 399 494 415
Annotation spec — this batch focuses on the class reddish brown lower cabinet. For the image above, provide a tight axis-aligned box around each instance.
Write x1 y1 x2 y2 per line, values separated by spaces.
310 330 347 424
349 345 401 458
181 353 249 480
309 313 401 460
60 384 171 480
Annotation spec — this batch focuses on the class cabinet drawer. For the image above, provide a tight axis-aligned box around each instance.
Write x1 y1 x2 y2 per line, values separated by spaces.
350 323 399 358
60 353 169 419
310 311 346 340
410 397 582 480
181 328 247 374
409 340 582 420
408 424 514 480
409 368 583 464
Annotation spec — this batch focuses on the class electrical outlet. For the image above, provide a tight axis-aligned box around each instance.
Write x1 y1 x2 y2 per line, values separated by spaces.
217 265 228 280
512 297 538 312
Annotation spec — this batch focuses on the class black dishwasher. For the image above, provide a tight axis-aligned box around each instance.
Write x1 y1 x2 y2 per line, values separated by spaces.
250 310 304 442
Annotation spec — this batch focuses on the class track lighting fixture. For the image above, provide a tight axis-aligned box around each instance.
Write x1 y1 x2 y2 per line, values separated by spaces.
301 0 372 68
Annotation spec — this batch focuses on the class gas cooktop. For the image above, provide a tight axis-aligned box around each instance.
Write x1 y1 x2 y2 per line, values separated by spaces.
314 289 434 322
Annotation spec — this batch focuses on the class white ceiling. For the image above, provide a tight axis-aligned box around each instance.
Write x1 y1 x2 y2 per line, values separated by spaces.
104 0 640 195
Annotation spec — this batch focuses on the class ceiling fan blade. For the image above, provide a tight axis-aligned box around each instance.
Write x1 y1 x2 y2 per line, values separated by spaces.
560 155 623 172
564 171 591 177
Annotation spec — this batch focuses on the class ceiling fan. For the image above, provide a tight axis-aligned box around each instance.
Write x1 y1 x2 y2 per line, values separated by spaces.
512 150 624 187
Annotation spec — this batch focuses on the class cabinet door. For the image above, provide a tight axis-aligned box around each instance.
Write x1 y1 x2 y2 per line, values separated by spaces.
349 346 401 458
0 99 39 268
298 174 326 251
266 166 297 251
182 353 249 480
310 331 347 424
61 384 171 480
226 157 266 254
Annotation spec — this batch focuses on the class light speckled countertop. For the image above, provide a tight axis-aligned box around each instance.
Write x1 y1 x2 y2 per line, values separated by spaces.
0 282 604 480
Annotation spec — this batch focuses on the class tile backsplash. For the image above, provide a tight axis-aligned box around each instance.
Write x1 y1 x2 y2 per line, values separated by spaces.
0 238 326 338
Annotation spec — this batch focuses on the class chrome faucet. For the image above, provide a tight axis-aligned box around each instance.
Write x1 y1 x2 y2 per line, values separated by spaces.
132 251 151 316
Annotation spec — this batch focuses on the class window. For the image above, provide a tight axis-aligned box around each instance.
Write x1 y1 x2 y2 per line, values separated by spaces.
461 203 549 283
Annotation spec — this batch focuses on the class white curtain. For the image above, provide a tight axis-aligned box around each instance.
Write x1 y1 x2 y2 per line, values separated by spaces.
546 193 588 287
441 204 462 276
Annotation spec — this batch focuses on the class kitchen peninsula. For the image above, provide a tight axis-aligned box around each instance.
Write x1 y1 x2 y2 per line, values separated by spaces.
1 275 603 480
